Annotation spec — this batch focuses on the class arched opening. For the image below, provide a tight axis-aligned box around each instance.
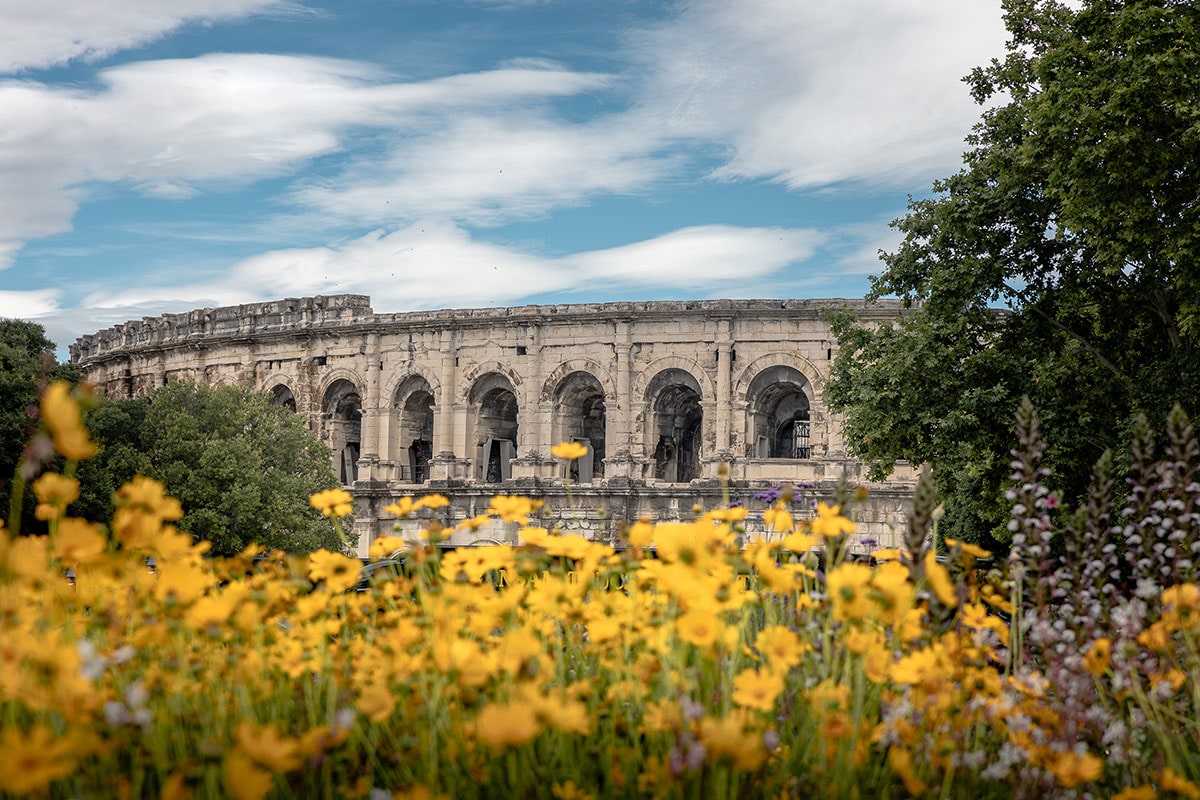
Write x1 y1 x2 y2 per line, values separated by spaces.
393 376 434 484
646 369 703 483
323 379 362 484
470 374 519 483
747 366 811 459
554 371 606 483
269 384 296 412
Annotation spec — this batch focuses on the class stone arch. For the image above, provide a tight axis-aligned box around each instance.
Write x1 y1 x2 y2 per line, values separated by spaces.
382 366 440 405
259 373 298 412
467 371 520 483
317 368 367 404
268 383 297 412
320 374 365 484
641 366 705 483
741 363 815 460
390 373 436 484
733 352 822 405
541 358 616 403
632 355 714 401
549 369 608 483
459 360 521 404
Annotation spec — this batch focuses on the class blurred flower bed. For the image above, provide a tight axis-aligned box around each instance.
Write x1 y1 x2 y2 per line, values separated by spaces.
2 384 1198 799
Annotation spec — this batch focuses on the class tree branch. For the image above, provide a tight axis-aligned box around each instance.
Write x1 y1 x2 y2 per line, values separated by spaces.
1003 281 1139 396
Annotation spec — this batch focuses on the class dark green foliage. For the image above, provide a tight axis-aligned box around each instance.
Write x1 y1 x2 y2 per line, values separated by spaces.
0 319 77 531
77 381 342 555
826 0 1200 547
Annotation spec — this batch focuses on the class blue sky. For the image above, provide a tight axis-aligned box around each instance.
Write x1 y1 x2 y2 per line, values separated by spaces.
0 0 1007 356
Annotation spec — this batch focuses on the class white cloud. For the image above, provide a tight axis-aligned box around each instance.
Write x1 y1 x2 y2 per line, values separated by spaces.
295 113 674 226
75 222 823 336
565 225 824 287
0 0 289 74
0 55 611 268
631 0 1006 189
0 289 61 318
830 221 905 276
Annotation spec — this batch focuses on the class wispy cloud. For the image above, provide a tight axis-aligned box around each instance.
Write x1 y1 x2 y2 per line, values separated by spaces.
630 0 1005 189
0 56 612 268
0 289 61 318
0 0 288 74
76 222 823 322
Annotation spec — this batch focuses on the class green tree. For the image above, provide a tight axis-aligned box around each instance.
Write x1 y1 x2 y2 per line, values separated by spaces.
826 0 1200 546
77 381 344 555
0 320 77 530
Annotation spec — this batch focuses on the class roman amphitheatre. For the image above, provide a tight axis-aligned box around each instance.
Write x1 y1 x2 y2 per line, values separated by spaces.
70 295 917 554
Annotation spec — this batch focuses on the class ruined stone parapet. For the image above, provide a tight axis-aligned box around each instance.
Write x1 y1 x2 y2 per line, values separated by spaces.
69 295 373 364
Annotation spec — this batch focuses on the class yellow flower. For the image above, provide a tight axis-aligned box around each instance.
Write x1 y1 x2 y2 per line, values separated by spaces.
161 769 193 800
731 667 785 712
1048 749 1103 788
626 518 654 547
551 441 588 460
53 517 108 565
890 647 939 686
826 562 876 622
476 702 541 751
420 493 450 509
675 608 724 647
223 748 274 800
518 525 551 547
307 549 361 593
1161 768 1200 799
811 502 856 538
781 531 817 553
488 495 543 524
1082 638 1112 676
698 712 766 771
369 534 408 560
0 724 77 795
385 497 418 517
888 746 927 795
944 537 992 562
763 502 794 533
116 476 184 521
32 472 80 520
755 625 804 671
235 722 303 772
40 381 98 460
924 550 958 608
309 488 354 517
357 681 397 723
154 560 213 605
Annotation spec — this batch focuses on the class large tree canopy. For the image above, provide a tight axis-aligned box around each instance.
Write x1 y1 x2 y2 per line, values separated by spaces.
76 381 344 556
827 0 1200 546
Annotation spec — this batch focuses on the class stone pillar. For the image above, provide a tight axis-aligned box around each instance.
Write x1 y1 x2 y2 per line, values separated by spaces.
429 328 470 481
705 317 734 479
435 328 456 458
604 320 639 480
358 333 382 481
716 346 731 453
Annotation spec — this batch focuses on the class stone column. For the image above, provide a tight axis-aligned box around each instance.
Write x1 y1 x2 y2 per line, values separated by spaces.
358 333 382 481
716 318 733 454
604 320 638 480
706 317 734 479
435 328 456 458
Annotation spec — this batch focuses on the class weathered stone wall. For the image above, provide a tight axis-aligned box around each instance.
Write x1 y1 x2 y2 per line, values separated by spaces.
72 295 917 556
